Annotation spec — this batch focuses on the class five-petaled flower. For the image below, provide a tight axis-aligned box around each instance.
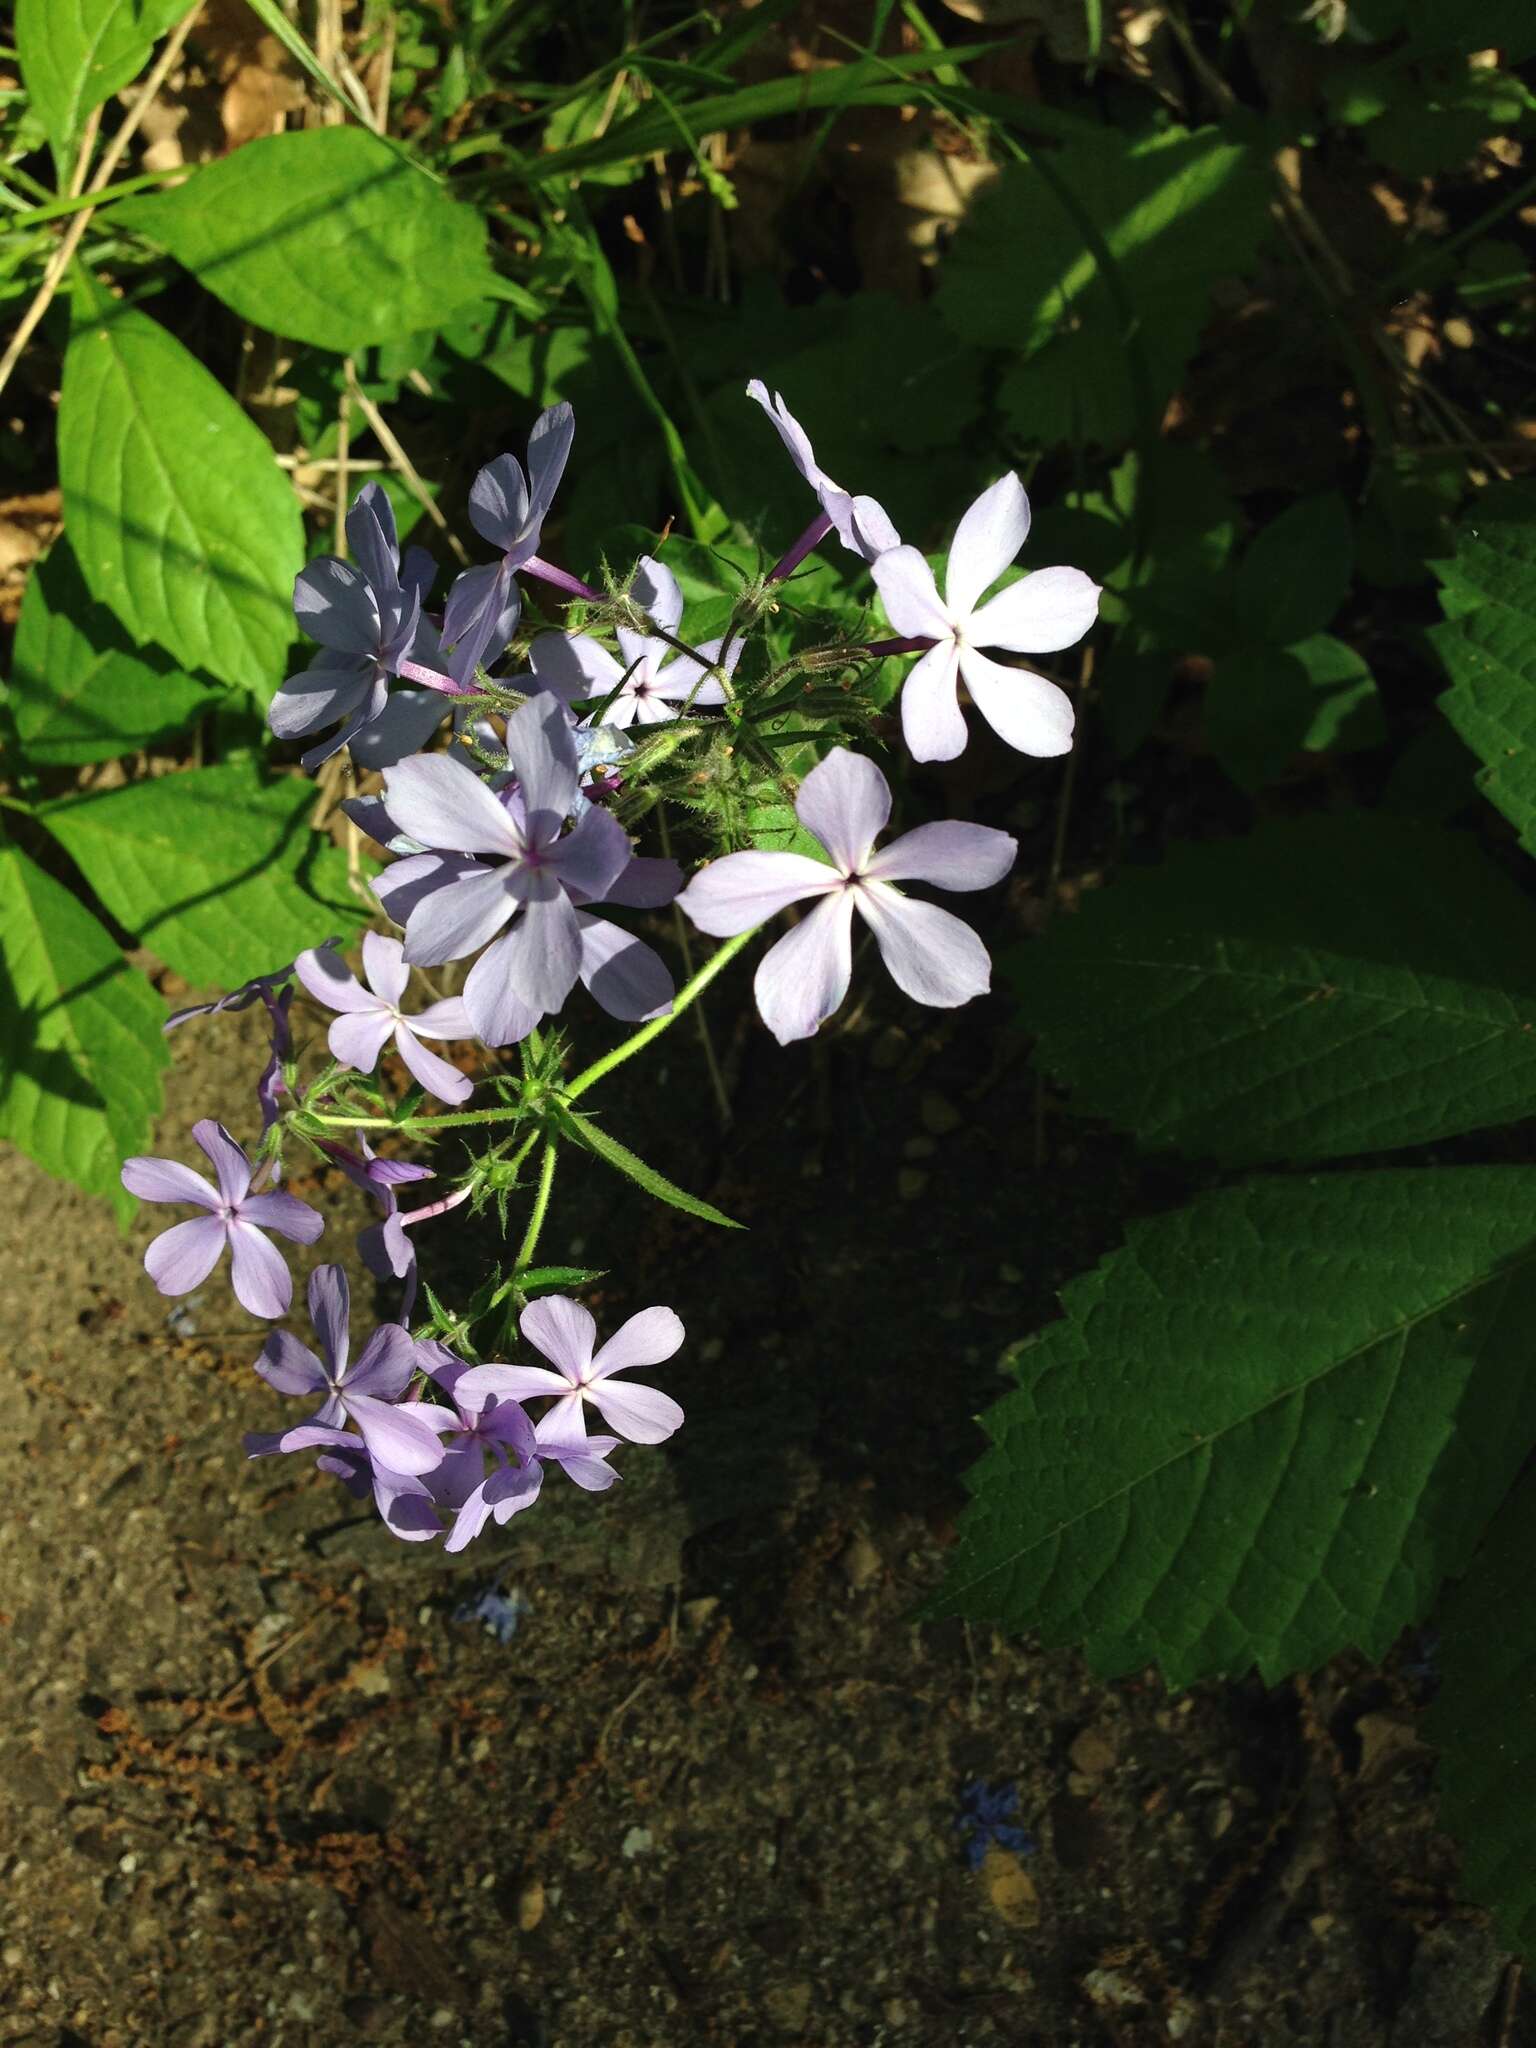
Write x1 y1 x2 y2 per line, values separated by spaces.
678 747 1017 1045
528 555 736 727
121 1119 323 1319
295 932 475 1105
486 1295 686 1445
871 474 1100 763
441 403 574 683
746 382 900 564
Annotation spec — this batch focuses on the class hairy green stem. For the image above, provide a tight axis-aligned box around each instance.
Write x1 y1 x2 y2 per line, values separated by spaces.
515 1140 559 1271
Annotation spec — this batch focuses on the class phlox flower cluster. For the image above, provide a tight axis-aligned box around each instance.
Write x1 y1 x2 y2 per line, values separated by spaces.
120 382 1097 1553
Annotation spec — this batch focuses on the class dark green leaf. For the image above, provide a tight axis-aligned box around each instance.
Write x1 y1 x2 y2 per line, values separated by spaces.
1232 494 1353 647
38 762 368 988
116 128 495 354
1431 491 1536 851
929 1170 1536 1685
7 537 220 766
562 1108 742 1229
16 0 186 159
0 841 167 1221
1017 814 1536 1161
59 296 302 693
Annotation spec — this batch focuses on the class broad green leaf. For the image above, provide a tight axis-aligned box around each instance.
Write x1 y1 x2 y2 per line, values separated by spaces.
929 1169 1536 1685
1426 1469 1536 1956
562 1108 742 1229
7 537 220 765
16 0 186 159
115 128 495 354
1203 635 1383 788
0 841 167 1221
1431 493 1536 850
939 127 1269 446
38 763 367 988
1017 814 1536 1162
1232 495 1353 647
1291 634 1385 752
58 297 302 693
1429 481 1536 614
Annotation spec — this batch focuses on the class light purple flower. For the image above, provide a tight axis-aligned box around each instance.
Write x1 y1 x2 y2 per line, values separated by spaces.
308 1440 443 1542
255 984 294 1138
485 1296 685 1445
271 483 443 770
527 556 737 728
245 1264 444 1476
295 932 474 1105
870 474 1100 763
442 403 574 683
318 1136 434 1283
377 694 631 1044
121 1119 324 1318
746 381 900 563
678 747 1017 1045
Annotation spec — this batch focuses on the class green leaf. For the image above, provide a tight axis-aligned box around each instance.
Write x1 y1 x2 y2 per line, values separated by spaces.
1232 495 1354 647
58 297 302 693
939 127 1269 447
1290 634 1385 752
16 0 186 159
38 762 367 988
1204 635 1383 789
929 1169 1536 1685
561 1108 742 1229
1426 1468 1536 1956
1429 481 1536 614
115 128 495 354
1016 814 1536 1162
7 536 220 765
1431 491 1536 850
0 841 167 1221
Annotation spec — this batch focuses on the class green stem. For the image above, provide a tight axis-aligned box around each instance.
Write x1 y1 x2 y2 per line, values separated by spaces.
565 927 757 1102
515 1140 559 1270
9 167 186 230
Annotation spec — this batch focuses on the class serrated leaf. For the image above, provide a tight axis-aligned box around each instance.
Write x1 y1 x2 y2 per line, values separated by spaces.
929 1170 1536 1686
0 842 167 1220
7 536 220 765
115 128 495 354
1432 598 1536 857
58 297 302 693
562 1108 742 1229
16 0 186 159
517 1264 607 1290
1425 1468 1536 1956
38 762 368 988
940 127 1268 446
1017 814 1536 1162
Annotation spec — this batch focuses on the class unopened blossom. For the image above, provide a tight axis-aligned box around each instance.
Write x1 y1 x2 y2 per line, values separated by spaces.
442 403 574 683
121 1119 323 1318
270 483 444 770
318 1137 434 1282
528 556 737 728
377 693 631 1043
871 474 1100 763
487 1296 685 1445
295 932 474 1105
245 1264 444 1476
746 381 900 564
418 1348 619 1554
678 747 1016 1045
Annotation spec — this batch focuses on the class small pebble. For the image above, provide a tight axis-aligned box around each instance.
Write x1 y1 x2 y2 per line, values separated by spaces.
516 1877 545 1932
903 1134 938 1161
983 1848 1040 1929
897 1167 929 1201
921 1092 962 1136
621 1826 653 1860
840 1534 880 1590
1068 1725 1118 1777
682 1596 720 1631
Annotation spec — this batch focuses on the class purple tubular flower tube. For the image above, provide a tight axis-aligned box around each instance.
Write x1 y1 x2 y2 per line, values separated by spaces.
441 403 575 683
745 381 901 566
246 1263 444 1476
317 1137 434 1284
379 693 631 1044
484 1295 686 1446
295 932 475 1105
121 1118 324 1319
527 557 739 729
869 473 1101 763
677 747 1018 1045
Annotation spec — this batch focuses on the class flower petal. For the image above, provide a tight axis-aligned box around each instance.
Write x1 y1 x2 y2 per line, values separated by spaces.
591 1305 686 1377
547 802 631 903
383 752 524 859
577 916 674 1022
752 891 856 1045
520 1294 597 1382
967 564 1101 654
344 482 400 605
678 851 838 938
467 451 531 550
400 863 518 969
192 1119 252 1204
294 556 381 657
793 748 891 875
294 944 374 1014
855 885 992 1009
345 1322 419 1400
268 650 372 739
360 931 410 1007
945 473 1030 616
898 640 967 762
393 1023 473 1104
504 692 579 839
631 555 684 637
863 820 1018 892
588 1378 683 1445
144 1214 227 1296
849 494 901 560
524 402 575 537
348 687 449 769
238 1191 325 1244
460 929 542 1046
528 631 621 703
227 1221 294 1319
461 1363 571 1404
957 647 1074 759
121 1155 219 1209
599 856 682 910
468 879 581 1022
306 1263 350 1374
255 1329 327 1396
345 1393 445 1477
746 380 825 487
409 996 474 1039
872 546 951 640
